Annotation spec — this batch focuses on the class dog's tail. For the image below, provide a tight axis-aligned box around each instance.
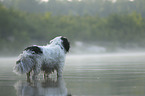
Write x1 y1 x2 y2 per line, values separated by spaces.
13 51 35 75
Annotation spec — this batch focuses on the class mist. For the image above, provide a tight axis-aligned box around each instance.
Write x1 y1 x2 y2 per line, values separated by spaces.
1 1 145 96
0 0 145 56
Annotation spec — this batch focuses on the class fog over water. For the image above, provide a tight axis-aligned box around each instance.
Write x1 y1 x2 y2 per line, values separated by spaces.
0 52 145 96
70 41 145 55
0 0 145 95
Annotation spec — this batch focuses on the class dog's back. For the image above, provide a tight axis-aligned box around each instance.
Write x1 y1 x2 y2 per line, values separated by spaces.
25 46 43 54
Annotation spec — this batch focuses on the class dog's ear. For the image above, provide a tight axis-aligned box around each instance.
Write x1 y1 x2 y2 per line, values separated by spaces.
61 37 70 53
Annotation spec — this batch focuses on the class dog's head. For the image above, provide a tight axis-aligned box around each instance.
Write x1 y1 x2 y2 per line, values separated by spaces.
50 36 70 53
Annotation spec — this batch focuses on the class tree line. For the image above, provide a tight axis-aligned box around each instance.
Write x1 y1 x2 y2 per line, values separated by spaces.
0 3 145 55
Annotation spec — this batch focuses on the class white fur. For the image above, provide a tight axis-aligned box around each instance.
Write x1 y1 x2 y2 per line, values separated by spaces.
13 36 67 78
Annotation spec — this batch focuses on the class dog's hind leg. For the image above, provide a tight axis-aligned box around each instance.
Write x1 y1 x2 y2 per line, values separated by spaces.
32 65 41 79
26 71 31 82
27 72 30 78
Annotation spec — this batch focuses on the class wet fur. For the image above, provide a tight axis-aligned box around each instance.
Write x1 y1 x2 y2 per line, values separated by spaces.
13 36 70 79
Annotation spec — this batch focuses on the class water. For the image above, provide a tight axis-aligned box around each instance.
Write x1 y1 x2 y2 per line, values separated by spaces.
0 53 145 96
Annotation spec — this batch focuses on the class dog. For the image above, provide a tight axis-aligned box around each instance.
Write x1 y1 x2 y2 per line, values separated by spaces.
13 36 70 79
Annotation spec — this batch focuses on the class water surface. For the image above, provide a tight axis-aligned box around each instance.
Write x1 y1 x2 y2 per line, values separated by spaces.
0 53 145 96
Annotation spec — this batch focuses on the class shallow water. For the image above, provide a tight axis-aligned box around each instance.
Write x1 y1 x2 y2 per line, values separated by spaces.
0 53 145 96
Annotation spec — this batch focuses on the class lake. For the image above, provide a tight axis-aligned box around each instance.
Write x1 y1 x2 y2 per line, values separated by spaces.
0 53 145 96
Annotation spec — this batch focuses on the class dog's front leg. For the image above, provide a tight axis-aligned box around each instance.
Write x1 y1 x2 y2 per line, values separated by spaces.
56 66 63 77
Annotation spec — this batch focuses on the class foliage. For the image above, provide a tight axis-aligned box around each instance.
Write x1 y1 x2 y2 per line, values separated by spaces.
0 3 145 55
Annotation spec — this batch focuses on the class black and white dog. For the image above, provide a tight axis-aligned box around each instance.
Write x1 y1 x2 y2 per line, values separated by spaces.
13 36 70 79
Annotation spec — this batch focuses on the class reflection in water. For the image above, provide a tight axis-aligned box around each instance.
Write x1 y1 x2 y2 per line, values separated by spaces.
14 78 71 96
1 54 145 96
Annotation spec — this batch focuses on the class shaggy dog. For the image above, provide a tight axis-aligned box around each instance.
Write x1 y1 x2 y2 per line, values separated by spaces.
13 36 70 79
